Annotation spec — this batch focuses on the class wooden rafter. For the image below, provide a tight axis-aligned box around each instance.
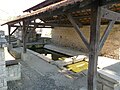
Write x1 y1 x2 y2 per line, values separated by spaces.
10 27 19 36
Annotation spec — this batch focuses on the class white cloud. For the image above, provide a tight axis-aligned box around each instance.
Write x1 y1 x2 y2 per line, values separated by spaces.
0 0 45 34
0 0 45 18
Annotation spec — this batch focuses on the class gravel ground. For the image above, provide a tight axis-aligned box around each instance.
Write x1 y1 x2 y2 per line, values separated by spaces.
7 61 73 90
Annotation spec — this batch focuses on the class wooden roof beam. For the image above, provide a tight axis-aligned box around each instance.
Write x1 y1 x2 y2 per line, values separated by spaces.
45 15 90 23
29 22 81 27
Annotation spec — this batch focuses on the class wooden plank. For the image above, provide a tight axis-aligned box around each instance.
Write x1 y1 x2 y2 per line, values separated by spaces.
101 8 120 22
99 20 115 51
22 20 27 53
67 14 89 49
8 25 11 44
88 1 101 90
10 27 19 36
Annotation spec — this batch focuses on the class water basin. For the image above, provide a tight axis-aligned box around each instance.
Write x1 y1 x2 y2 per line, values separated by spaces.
30 48 71 61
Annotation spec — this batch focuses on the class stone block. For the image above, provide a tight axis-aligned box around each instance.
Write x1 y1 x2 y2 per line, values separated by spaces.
97 69 120 90
6 63 21 81
0 66 6 75
97 82 103 90
79 87 87 90
0 76 7 88
7 44 13 51
114 84 120 90
103 85 113 90
98 70 120 84
0 61 5 66
0 86 7 90
97 76 115 88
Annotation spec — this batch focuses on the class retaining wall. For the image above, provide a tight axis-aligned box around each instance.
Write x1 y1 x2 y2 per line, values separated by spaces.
51 25 120 59
0 49 7 90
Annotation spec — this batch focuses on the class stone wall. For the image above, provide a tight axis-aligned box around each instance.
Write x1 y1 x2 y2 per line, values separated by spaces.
6 63 21 81
51 25 120 59
0 49 7 90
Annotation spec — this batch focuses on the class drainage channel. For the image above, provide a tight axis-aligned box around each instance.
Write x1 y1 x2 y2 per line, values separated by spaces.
29 47 88 74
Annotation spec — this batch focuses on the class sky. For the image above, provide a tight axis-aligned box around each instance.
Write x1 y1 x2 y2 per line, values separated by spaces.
0 0 45 19
0 0 45 34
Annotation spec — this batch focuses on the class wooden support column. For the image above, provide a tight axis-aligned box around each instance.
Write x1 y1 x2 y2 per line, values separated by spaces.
88 1 101 90
8 25 11 44
22 20 27 53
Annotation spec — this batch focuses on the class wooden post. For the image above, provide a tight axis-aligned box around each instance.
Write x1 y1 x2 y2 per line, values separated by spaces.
88 1 101 90
8 25 11 44
22 20 27 53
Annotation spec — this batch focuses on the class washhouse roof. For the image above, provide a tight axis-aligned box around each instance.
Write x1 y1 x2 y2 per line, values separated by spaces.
23 0 62 12
1 0 120 26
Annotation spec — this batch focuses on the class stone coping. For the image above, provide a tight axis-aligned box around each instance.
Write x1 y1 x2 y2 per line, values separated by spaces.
98 69 120 84
27 48 53 62
5 60 19 67
44 44 86 56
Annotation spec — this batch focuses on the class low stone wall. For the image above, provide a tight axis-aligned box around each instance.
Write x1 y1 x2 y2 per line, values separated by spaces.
21 47 120 90
0 62 7 90
21 49 52 63
4 47 21 82
6 63 21 81
51 25 120 59
0 49 7 90
97 70 120 90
